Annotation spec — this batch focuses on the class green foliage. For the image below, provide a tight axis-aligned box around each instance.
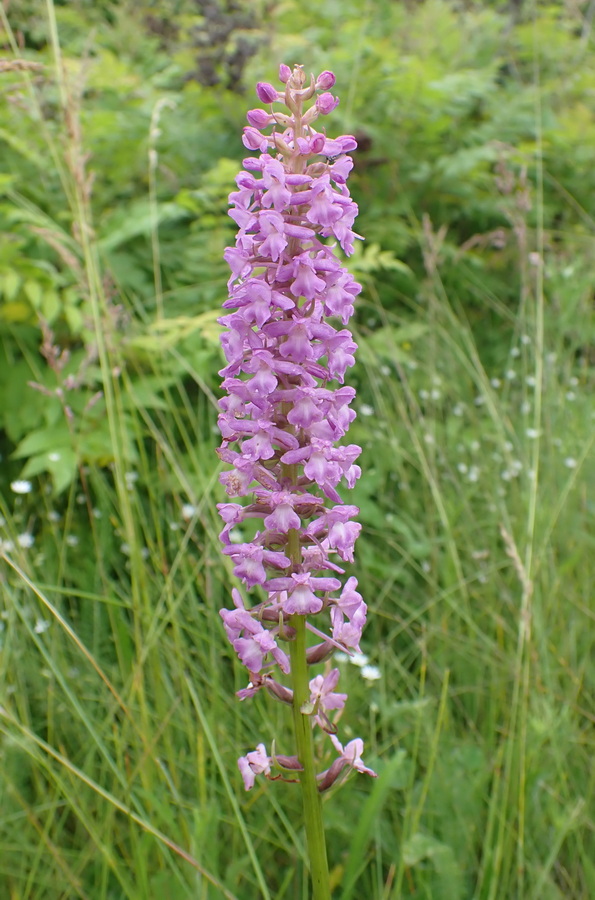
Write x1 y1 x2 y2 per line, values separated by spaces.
0 1 594 898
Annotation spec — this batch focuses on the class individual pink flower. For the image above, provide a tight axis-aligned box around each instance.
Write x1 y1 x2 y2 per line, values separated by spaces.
238 744 271 790
309 668 347 730
330 735 377 777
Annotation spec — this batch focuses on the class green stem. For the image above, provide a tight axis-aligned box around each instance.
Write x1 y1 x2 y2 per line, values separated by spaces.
288 613 331 900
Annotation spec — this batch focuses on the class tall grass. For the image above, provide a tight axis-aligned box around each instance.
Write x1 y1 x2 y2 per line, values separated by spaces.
1 1 594 898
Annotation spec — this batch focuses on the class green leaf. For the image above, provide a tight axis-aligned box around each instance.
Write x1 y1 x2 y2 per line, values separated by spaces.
12 425 72 460
20 447 79 494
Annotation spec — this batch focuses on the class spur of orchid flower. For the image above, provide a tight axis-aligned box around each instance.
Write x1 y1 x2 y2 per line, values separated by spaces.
217 63 376 793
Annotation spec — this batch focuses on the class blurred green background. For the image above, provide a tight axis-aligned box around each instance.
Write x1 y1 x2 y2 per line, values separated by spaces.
0 1 593 898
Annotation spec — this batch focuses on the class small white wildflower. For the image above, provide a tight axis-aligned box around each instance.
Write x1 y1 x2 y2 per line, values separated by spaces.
521 334 531 345
430 388 441 400
76 493 86 505
490 378 501 389
229 528 244 544
521 400 531 414
474 395 486 406
419 389 429 400
528 252 541 267
568 376 578 387
47 510 60 523
334 652 349 664
380 365 391 376
350 652 370 668
34 619 50 634
421 560 431 573
1 539 15 553
17 533 35 549
125 471 138 491
525 375 536 387
169 521 180 531
511 459 523 473
92 508 102 519
453 403 465 417
505 369 517 380
501 470 512 482
467 466 480 483
10 480 32 495
48 452 61 462
546 352 557 365
140 547 150 560
423 433 435 445
566 391 576 401
406 359 418 370
359 403 374 417
457 462 468 474
182 503 196 521
361 665 382 682
526 428 541 439
66 535 79 547
120 543 131 556
470 440 480 452
504 441 514 452
564 457 577 469
510 347 521 358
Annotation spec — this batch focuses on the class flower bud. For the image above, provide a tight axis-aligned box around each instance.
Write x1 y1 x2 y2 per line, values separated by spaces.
278 63 292 84
316 70 336 91
256 81 279 104
242 126 269 151
316 92 340 115
246 108 273 128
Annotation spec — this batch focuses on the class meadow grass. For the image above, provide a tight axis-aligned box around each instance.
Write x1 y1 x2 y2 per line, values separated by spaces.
1 2 594 898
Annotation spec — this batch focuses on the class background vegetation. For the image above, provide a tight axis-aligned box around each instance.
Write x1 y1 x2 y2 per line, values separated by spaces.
1 1 593 897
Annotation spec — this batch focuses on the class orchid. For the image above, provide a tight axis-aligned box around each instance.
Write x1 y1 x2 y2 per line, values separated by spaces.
217 63 375 899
